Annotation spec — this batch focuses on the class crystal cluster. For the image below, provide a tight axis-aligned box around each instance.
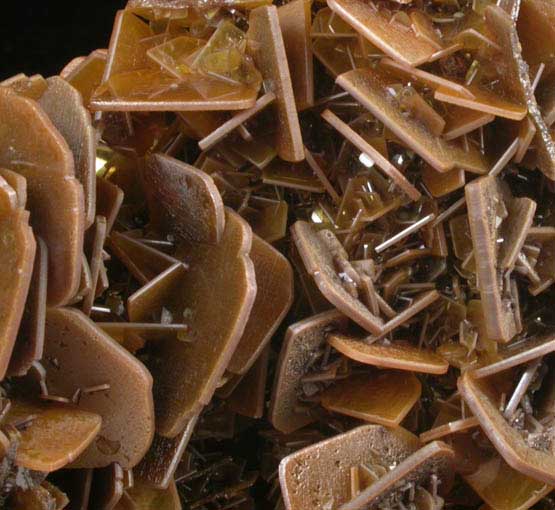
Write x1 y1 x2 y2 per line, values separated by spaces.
2 0 555 508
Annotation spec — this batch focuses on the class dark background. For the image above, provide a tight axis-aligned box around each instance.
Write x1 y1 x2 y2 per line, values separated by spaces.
1 3 127 80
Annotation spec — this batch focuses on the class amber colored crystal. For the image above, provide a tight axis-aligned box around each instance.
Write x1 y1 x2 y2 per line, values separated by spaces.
43 308 155 468
224 137 277 168
198 92 275 151
486 4 555 179
471 332 555 377
466 299 499 360
0 179 35 379
464 452 551 510
420 413 479 443
20 171 83 307
45 71 96 215
278 0 314 110
465 176 533 342
443 106 495 140
82 216 107 316
383 248 432 269
247 6 304 162
327 0 437 66
382 267 412 302
92 11 260 111
192 20 260 86
119 480 182 509
1 74 48 101
6 0 555 506
97 152 144 208
321 109 421 201
179 110 227 139
292 221 385 334
108 232 180 286
374 291 440 340
434 85 527 121
459 371 555 486
97 323 186 347
340 441 455 510
96 176 124 234
90 463 124 510
147 35 206 79
449 214 472 261
134 417 198 490
279 425 420 510
73 255 93 306
227 235 293 375
311 5 355 37
437 341 479 371
3 399 102 472
320 371 421 426
106 10 156 77
60 56 88 80
0 168 27 209
247 199 288 243
143 153 225 244
95 68 260 111
10 482 69 510
7 237 47 377
336 69 489 175
517 0 555 65
0 88 84 307
126 0 272 16
499 195 536 270
227 346 270 418
422 165 465 198
524 227 555 294
398 86 445 136
409 10 443 50
262 159 325 193
328 333 449 374
269 310 349 434
514 117 537 163
336 174 403 228
312 32 372 78
63 50 108 106
378 57 473 99
128 210 256 437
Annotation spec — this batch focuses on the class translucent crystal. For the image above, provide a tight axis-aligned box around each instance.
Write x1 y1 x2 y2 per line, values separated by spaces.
147 35 206 78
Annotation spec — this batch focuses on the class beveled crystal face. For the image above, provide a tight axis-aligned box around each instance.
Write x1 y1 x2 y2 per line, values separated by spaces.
279 425 422 510
0 88 84 308
191 20 260 87
3 398 102 472
459 362 555 486
90 11 262 111
147 35 207 78
319 370 422 426
312 7 377 77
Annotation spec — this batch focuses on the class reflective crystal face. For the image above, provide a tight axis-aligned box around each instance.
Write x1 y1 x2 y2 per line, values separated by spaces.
147 35 206 78
90 11 262 111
